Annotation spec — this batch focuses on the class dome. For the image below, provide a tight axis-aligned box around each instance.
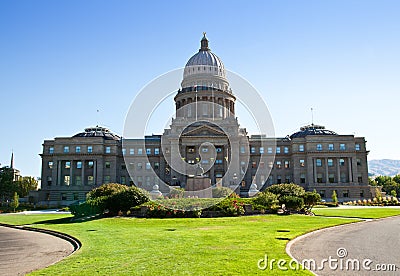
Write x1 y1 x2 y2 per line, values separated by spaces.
290 124 338 139
73 126 121 141
181 33 229 91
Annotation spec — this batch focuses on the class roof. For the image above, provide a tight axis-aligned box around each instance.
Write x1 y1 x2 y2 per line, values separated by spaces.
290 124 338 139
73 126 121 141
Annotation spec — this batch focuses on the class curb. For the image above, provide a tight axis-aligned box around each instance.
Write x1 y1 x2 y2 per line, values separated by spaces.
285 215 400 275
0 222 81 252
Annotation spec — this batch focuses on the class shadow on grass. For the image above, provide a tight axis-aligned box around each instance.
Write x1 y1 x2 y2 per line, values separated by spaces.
32 214 104 225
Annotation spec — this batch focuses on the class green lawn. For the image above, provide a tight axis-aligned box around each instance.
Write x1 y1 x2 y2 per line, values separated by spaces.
313 207 400 219
1 208 399 275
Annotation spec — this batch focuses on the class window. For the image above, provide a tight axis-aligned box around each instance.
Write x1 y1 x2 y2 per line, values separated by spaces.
146 162 151 170
276 147 281 154
87 146 93 153
64 175 70 186
104 175 111 183
358 175 363 183
251 147 256 154
357 158 361 166
154 162 160 169
121 176 126 185
260 147 264 154
252 161 257 168
121 164 126 170
155 148 160 155
122 148 126 155
138 148 143 155
88 161 94 168
216 147 222 153
65 161 71 169
129 162 134 169
73 193 79 200
284 161 290 169
329 174 335 183
276 161 282 169
77 161 82 169
339 159 345 166
146 148 151 155
299 144 304 152
300 174 306 184
64 146 69 153
316 144 322 151
188 160 195 164
284 147 289 154
87 176 94 185
316 159 322 167
76 146 81 153
300 159 305 167
75 176 82 186
215 159 223 164
49 147 54 154
48 161 53 169
360 190 364 198
328 144 334 151
328 159 333 167
355 144 361 151
105 162 111 169
267 147 273 154
317 173 323 183
285 175 291 184
137 176 143 186
105 146 111 154
47 176 52 186
137 162 143 169
259 162 265 168
130 148 135 155
340 144 346 150
61 193 67 201
343 190 349 198
340 173 347 182
319 190 325 198
277 175 282 184
187 146 195 153
240 146 245 154
201 159 209 164
202 147 209 153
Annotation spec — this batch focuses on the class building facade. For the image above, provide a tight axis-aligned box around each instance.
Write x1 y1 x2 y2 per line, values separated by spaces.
39 34 373 206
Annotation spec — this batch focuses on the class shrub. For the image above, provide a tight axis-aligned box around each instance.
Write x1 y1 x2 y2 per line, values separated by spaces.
169 187 185 198
303 191 321 211
252 191 279 211
107 186 150 214
265 183 305 199
212 186 233 198
87 183 128 200
280 195 304 211
332 190 338 204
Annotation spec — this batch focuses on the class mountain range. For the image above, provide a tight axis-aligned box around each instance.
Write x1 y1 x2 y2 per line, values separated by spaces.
368 159 400 177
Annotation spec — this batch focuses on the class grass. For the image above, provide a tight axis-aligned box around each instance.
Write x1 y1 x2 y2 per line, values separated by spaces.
313 207 400 219
0 214 355 275
0 208 398 275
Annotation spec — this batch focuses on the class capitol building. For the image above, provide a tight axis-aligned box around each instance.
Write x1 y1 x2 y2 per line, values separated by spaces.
39 34 373 206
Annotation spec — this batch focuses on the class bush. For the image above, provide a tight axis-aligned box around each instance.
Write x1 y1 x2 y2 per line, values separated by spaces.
252 191 279 211
87 183 128 200
265 183 305 199
212 186 233 198
280 195 304 211
168 187 185 199
303 191 321 210
107 186 150 214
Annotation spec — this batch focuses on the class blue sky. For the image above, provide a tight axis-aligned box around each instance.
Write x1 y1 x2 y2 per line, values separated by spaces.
1 0 399 177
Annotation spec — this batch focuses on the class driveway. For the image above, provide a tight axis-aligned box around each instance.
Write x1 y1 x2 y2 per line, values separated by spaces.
288 216 400 275
0 226 74 275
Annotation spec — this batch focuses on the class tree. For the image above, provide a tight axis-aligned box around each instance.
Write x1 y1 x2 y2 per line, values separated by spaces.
375 187 382 200
332 190 338 204
265 183 306 199
10 192 19 212
304 191 321 211
0 166 15 203
15 176 38 197
390 190 397 198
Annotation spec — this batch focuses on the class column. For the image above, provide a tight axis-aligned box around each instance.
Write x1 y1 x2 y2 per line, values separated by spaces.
93 161 97 186
70 160 73 186
337 158 341 183
348 157 353 183
81 160 85 186
325 158 329 183
57 160 62 185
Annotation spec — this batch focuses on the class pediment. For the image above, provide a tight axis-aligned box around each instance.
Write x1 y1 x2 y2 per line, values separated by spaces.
181 125 226 137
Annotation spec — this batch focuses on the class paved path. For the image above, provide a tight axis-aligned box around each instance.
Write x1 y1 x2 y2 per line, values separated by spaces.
0 226 74 275
288 216 400 275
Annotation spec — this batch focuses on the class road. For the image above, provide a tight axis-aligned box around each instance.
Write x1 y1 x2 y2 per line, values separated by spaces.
0 226 74 275
288 216 400 275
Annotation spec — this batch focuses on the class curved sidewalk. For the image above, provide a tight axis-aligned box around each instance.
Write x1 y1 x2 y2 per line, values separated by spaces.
0 225 75 275
287 216 400 275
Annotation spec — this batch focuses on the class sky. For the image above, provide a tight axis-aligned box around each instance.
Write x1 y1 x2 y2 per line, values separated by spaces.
1 0 400 177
